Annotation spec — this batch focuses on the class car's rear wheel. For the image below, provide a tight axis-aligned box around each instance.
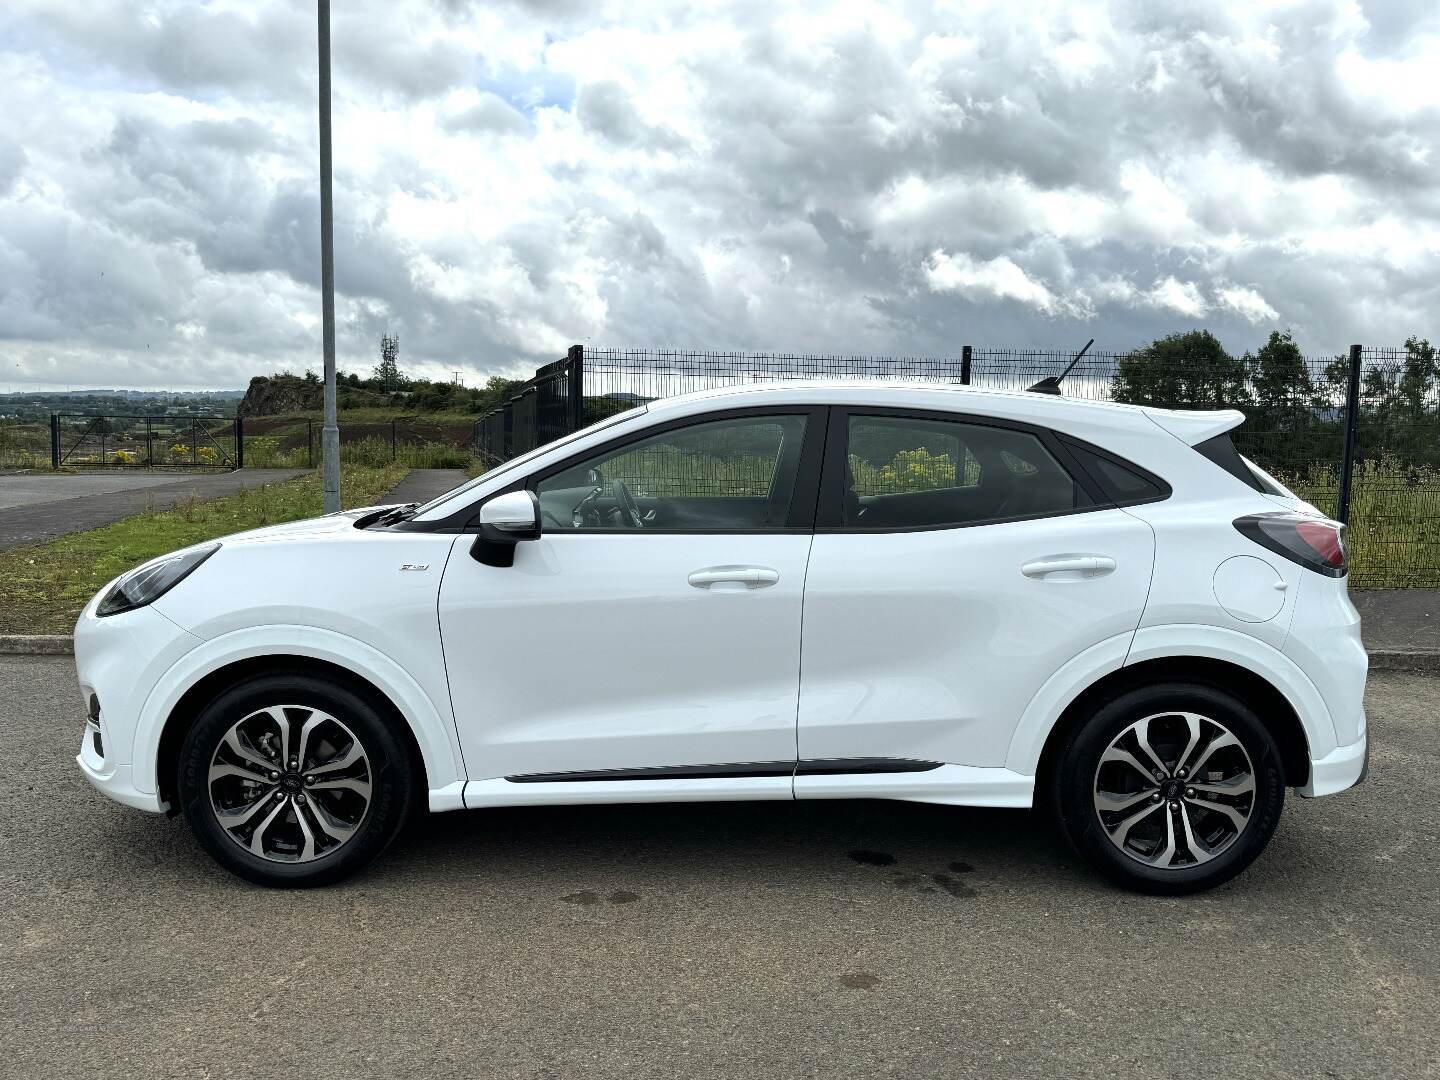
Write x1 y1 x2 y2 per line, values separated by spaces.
176 674 416 887
1052 682 1285 894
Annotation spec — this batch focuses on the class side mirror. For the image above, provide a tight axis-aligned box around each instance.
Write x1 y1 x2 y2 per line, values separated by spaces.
471 490 541 567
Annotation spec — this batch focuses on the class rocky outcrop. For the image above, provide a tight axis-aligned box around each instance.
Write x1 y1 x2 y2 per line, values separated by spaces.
237 375 323 417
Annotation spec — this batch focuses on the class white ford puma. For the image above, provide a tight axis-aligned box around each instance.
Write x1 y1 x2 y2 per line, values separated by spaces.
75 381 1368 892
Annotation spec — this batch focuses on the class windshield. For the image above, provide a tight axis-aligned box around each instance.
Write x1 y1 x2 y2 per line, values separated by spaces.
412 407 648 518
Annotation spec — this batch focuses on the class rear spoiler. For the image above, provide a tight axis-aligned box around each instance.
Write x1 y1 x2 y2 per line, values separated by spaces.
1141 407 1245 446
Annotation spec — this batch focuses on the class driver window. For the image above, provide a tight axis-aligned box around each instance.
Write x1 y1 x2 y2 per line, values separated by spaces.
535 414 808 532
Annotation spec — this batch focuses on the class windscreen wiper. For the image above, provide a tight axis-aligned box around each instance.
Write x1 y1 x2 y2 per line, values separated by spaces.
371 502 420 528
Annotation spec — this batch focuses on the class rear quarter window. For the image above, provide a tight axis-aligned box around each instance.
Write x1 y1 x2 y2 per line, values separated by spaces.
1193 434 1266 493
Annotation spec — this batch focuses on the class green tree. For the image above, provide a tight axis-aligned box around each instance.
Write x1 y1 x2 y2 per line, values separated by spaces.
1398 336 1438 416
474 374 524 414
1377 337 1440 466
1243 330 1333 475
1248 331 1312 411
1112 330 1252 409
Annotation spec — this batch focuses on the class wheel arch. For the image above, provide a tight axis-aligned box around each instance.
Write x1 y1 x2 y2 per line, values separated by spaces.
155 655 428 813
133 625 467 811
1032 656 1313 805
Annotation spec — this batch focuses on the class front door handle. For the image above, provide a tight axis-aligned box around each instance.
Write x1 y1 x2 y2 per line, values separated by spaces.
687 566 780 590
1021 554 1117 580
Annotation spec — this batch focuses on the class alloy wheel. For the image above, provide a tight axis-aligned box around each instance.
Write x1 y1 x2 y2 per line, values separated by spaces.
1092 711 1256 869
207 705 372 863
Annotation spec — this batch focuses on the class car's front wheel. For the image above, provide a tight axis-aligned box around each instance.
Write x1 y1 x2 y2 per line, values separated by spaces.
176 674 416 887
1052 682 1285 894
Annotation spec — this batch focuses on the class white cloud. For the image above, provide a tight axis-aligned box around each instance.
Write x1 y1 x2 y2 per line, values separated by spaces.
1146 277 1209 319
1216 284 1280 323
924 250 1064 314
1 0 1439 390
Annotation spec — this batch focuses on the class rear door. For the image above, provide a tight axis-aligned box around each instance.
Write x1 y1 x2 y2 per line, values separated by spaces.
795 407 1156 781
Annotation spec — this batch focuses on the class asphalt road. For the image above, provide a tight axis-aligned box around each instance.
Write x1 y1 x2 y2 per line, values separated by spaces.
2 657 1436 1080
0 471 203 510
0 469 309 550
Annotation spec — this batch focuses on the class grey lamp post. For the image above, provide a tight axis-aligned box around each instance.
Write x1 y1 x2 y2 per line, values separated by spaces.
317 0 340 512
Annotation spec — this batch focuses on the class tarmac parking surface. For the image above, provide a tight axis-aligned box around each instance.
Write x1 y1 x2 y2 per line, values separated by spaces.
2 657 1435 1079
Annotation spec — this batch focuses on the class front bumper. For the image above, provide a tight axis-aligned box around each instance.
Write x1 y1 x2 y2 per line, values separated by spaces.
74 602 201 814
76 724 167 813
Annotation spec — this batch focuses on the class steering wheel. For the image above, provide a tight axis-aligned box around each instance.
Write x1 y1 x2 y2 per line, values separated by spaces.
570 479 644 528
611 478 644 528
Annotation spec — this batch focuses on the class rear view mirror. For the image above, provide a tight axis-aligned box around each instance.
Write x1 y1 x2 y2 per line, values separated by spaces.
471 490 541 567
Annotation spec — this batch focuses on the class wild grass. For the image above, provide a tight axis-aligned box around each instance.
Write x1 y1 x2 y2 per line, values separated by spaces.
0 463 409 635
1284 458 1440 588
244 435 475 470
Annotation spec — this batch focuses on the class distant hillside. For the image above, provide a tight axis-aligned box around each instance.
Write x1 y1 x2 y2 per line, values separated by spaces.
0 388 244 421
239 372 524 418
238 374 398 417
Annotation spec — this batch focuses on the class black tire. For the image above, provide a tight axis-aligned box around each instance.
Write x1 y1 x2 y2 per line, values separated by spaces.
176 673 417 887
1052 682 1284 895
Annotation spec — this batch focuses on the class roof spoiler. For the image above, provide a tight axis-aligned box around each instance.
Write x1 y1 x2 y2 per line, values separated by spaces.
1143 407 1246 445
1027 338 1094 396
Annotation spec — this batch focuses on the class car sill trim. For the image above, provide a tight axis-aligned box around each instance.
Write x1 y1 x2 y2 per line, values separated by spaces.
503 757 945 784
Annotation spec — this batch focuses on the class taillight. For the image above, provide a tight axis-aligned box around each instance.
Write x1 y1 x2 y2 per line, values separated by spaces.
1234 514 1348 577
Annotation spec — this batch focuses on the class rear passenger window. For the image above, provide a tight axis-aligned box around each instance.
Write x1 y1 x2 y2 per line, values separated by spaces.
842 415 1093 529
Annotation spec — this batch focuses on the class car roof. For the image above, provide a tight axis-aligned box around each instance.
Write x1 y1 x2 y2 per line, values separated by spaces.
643 379 1244 444
648 377 1140 417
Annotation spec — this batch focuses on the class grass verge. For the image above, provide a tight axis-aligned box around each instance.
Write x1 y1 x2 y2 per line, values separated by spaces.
0 463 408 635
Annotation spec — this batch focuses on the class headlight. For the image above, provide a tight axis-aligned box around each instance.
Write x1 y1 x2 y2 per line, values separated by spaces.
95 543 221 617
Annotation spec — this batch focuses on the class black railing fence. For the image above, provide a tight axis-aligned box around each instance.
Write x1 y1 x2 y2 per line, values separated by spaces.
475 347 584 462
474 343 1440 587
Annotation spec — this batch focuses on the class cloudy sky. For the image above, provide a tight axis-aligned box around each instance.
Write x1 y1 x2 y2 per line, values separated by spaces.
1 0 1437 390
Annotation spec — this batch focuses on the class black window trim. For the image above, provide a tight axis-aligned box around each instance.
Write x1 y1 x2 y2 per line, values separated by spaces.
1053 434 1173 508
1193 432 1267 494
815 405 1115 534
462 404 835 536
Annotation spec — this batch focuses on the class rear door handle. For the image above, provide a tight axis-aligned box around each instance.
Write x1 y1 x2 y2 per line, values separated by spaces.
1021 554 1117 580
687 566 780 590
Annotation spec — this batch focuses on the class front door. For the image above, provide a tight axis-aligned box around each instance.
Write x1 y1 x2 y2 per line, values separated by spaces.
796 408 1155 780
439 408 824 783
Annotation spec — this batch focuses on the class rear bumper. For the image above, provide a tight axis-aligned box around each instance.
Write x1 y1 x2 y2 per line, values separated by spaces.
1298 726 1368 798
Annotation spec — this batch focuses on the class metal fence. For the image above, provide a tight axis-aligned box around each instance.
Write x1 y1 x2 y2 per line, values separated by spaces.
474 348 584 462
26 413 476 471
0 418 54 469
474 343 1440 587
51 414 239 469
1346 345 1440 588
241 415 475 468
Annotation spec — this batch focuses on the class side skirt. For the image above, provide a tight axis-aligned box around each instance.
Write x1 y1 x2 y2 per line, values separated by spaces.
794 764 1033 808
455 760 1034 811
